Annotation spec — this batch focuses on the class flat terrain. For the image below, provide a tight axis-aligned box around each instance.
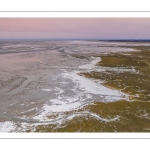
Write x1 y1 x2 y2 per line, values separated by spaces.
0 40 150 132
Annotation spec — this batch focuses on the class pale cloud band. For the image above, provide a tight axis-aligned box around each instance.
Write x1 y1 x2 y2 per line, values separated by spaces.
0 18 150 39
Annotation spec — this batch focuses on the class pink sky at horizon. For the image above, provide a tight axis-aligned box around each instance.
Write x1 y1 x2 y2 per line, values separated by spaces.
0 18 150 39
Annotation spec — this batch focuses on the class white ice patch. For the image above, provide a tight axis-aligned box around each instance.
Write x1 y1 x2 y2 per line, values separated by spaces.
66 111 120 122
35 56 128 123
79 56 137 74
62 71 124 98
79 57 101 69
33 92 92 121
41 89 52 92
18 108 36 115
33 110 120 127
18 110 121 132
0 121 16 132
34 101 82 121
95 67 137 73
54 87 64 95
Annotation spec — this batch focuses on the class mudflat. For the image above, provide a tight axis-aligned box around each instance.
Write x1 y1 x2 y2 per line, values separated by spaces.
0 40 150 132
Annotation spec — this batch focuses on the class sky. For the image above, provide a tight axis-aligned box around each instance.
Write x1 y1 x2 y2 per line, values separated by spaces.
0 18 150 39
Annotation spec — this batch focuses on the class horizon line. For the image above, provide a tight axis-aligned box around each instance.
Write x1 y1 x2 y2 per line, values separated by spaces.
1 38 150 41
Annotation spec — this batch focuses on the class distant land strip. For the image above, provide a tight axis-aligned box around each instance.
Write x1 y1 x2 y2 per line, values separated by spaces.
1 11 150 12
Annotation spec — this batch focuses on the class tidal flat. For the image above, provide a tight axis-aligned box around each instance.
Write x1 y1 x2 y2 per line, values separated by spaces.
0 40 150 132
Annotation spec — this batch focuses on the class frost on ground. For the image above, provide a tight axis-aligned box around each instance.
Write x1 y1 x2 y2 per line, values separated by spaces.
0 121 16 132
1 40 140 132
31 56 128 128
